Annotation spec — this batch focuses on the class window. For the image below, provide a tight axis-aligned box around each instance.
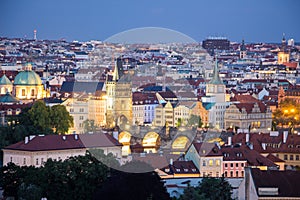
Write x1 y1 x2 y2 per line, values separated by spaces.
31 89 35 96
21 89 25 96
216 172 219 177
290 155 294 160
236 163 239 167
202 160 206 166
236 171 239 177
224 171 228 177
225 163 228 168
230 163 234 168
241 171 244 177
36 158 39 165
23 158 26 165
79 108 84 112
41 158 44 164
79 116 84 120
216 159 220 166
203 172 206 177
241 163 244 167
284 155 288 160
70 108 74 113
209 159 213 166
10 157 12 162
296 155 299 160
230 171 233 177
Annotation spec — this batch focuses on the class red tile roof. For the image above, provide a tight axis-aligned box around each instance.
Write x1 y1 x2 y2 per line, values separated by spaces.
231 132 300 154
221 145 277 167
3 133 122 152
251 168 300 197
161 160 199 175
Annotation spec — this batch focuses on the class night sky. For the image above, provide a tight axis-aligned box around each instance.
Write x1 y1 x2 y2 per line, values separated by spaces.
1 0 299 43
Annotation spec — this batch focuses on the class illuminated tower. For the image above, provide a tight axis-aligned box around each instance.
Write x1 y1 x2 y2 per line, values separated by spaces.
277 34 290 64
106 58 132 128
34 29 37 40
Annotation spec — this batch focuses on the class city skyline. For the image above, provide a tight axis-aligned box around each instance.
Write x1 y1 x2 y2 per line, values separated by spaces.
1 0 300 43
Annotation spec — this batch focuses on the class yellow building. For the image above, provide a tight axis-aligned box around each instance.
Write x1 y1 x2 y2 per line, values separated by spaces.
13 63 47 100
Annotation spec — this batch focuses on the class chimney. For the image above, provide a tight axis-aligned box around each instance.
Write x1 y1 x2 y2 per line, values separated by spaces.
262 143 266 150
283 131 288 143
112 131 119 141
228 136 232 146
25 136 29 144
29 135 35 141
170 158 173 165
246 133 250 143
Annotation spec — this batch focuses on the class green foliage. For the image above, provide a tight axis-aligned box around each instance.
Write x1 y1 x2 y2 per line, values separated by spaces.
1 153 110 200
188 115 202 128
273 98 300 131
94 161 170 200
50 104 73 134
83 119 96 133
179 176 233 200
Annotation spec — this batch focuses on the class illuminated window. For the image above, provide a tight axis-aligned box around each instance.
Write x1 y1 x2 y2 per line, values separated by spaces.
209 159 213 166
31 89 35 96
21 89 25 96
216 159 220 166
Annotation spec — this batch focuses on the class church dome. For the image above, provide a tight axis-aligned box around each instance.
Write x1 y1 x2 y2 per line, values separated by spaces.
0 74 12 85
14 70 42 86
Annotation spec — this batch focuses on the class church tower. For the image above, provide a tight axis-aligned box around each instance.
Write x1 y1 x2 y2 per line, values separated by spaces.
239 39 247 60
206 57 226 103
203 57 227 130
277 34 290 64
106 58 132 128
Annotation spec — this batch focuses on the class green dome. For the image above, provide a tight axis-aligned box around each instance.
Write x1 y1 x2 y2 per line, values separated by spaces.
0 92 19 103
0 74 12 85
14 71 42 86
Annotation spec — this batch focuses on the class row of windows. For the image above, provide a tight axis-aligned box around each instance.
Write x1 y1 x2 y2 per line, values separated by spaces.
224 170 244 177
284 154 300 161
202 159 221 167
224 163 245 168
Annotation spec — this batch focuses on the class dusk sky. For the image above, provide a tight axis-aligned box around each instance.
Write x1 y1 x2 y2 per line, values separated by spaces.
1 0 299 43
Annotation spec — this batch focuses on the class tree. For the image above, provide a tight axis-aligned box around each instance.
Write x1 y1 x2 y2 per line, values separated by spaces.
198 176 232 200
83 119 96 133
94 161 171 200
50 105 73 134
1 153 111 200
179 176 232 200
273 98 300 132
27 100 51 133
188 115 202 128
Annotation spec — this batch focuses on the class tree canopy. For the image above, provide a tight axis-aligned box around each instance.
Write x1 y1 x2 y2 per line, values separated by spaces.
1 152 110 200
273 98 300 131
178 176 232 200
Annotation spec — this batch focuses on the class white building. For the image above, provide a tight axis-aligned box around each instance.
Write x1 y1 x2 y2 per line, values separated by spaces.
2 133 122 167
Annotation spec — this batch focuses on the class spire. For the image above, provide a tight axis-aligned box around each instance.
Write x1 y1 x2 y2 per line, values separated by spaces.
209 56 223 85
112 60 119 81
240 39 246 51
281 33 287 52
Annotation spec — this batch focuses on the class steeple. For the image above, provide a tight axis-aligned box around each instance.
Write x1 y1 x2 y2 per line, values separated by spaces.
281 33 287 52
209 57 223 85
240 39 246 51
112 61 119 81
